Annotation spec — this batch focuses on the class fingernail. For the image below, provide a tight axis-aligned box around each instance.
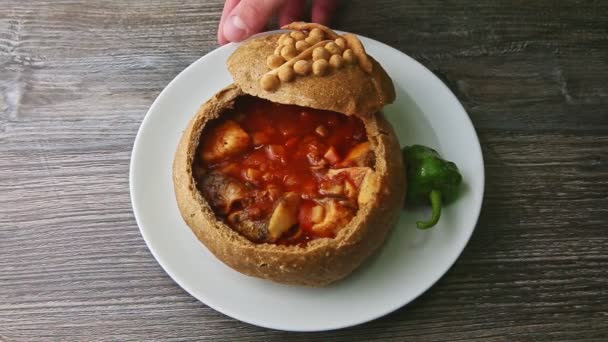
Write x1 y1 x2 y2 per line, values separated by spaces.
223 15 248 42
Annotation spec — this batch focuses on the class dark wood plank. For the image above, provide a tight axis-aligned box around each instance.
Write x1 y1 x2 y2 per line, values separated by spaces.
1 0 607 341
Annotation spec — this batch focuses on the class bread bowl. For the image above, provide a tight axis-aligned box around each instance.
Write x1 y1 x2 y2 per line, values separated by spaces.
173 23 405 286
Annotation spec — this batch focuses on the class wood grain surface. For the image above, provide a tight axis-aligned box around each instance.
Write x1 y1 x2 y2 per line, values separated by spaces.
1 1 607 341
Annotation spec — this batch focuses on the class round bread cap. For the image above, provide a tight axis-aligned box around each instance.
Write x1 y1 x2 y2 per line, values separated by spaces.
227 22 395 116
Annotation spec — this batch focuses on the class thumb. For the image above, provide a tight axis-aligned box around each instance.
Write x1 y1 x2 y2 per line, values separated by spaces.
223 0 285 42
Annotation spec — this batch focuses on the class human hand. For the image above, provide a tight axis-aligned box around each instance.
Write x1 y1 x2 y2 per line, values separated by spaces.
218 0 338 45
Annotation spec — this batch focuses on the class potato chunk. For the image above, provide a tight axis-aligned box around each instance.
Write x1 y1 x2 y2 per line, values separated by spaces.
310 205 325 223
200 120 251 163
268 192 301 242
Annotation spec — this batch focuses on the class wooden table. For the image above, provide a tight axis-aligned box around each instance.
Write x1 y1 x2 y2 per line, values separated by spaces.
1 1 607 340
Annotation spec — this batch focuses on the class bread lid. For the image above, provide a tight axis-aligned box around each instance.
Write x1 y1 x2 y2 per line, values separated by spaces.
227 22 395 116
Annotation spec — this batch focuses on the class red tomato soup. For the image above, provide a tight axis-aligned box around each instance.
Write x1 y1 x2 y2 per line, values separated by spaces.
195 96 374 245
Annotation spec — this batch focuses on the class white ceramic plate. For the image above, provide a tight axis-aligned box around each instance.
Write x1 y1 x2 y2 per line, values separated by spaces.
130 32 484 332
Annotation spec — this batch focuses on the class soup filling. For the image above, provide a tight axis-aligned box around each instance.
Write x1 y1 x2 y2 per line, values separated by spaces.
194 96 374 245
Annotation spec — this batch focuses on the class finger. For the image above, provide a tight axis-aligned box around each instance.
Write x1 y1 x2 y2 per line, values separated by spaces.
218 0 241 44
223 0 286 43
277 0 306 27
311 0 338 25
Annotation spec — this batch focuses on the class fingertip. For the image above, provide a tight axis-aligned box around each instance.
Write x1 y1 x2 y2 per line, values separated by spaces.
223 15 249 42
224 0 285 42
217 0 241 45
218 31 229 45
217 22 226 45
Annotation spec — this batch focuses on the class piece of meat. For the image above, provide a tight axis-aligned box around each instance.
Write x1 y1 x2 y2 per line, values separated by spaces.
319 181 344 197
317 167 372 201
327 167 377 204
310 199 355 236
200 172 248 215
227 211 269 243
200 120 251 163
327 167 372 188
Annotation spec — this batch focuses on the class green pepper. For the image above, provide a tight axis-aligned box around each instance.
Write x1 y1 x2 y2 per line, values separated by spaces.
403 145 463 229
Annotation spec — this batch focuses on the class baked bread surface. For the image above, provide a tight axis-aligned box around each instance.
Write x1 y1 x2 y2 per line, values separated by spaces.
227 34 395 117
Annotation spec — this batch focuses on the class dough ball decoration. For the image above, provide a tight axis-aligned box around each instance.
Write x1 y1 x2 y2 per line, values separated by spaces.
266 55 285 69
312 46 330 61
324 42 341 55
295 40 310 52
293 60 311 75
329 54 344 69
343 49 356 64
260 22 373 91
312 59 329 76
278 65 295 82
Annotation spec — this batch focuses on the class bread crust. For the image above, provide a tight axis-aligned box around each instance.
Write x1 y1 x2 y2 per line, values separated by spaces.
173 84 405 286
227 34 395 117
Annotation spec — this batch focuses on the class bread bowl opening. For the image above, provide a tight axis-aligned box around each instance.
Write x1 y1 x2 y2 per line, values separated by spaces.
193 95 375 245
